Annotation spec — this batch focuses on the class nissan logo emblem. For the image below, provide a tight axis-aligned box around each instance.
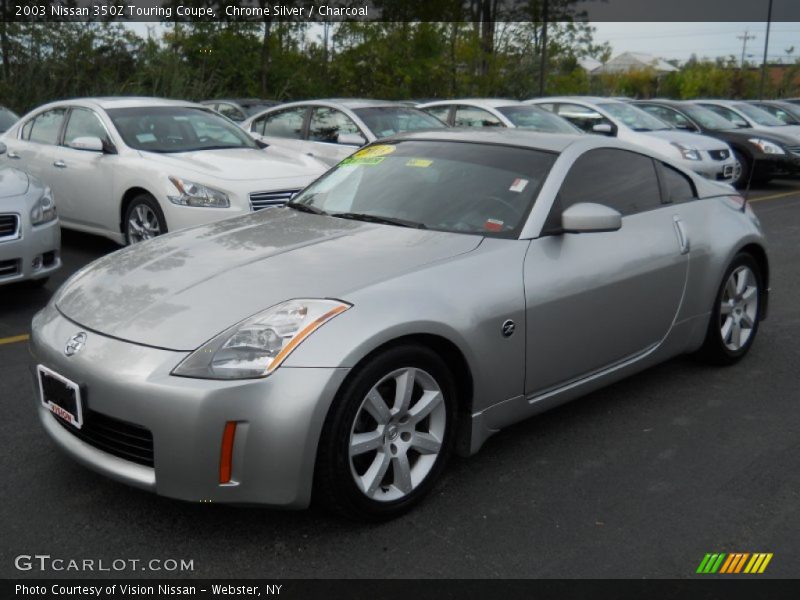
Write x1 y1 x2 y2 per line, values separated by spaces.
501 320 515 338
64 332 87 356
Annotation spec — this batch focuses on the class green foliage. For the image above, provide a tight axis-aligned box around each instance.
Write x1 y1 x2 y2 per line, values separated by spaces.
0 21 798 114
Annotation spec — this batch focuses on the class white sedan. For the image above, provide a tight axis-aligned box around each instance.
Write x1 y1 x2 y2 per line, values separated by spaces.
0 98 327 245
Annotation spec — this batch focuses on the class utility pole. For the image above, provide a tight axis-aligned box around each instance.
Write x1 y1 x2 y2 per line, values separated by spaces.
737 30 756 69
759 0 774 99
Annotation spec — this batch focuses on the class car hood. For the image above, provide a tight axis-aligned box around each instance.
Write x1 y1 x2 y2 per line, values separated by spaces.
138 147 327 182
55 209 482 351
646 130 729 150
0 166 29 198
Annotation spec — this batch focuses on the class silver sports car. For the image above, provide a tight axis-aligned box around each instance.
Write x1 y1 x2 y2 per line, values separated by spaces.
30 130 769 519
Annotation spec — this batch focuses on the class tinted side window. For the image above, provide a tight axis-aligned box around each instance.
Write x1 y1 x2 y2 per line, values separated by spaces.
641 105 693 130
64 108 111 146
555 103 612 133
28 109 67 144
308 107 360 143
262 108 307 139
547 149 661 230
659 163 696 204
423 106 451 124
217 103 245 122
454 106 503 128
702 104 748 127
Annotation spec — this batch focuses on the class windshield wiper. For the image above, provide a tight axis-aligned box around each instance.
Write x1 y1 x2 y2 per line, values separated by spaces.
332 212 427 229
286 202 328 216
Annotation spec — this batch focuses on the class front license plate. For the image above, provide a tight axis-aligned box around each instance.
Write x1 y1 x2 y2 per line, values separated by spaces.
723 165 734 177
37 365 83 429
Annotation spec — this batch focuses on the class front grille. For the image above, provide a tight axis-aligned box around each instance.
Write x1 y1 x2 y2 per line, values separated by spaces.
0 214 20 240
249 189 299 211
0 258 19 278
788 145 800 157
708 149 730 161
53 409 154 468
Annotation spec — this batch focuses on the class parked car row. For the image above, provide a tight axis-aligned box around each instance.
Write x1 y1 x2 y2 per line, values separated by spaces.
1 92 798 289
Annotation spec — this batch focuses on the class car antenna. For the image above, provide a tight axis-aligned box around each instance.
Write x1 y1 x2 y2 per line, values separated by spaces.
741 158 755 213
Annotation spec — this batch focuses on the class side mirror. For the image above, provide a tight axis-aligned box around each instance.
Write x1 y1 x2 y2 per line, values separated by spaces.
255 139 269 149
562 202 622 233
0 142 6 155
591 123 615 136
68 136 104 152
337 132 366 147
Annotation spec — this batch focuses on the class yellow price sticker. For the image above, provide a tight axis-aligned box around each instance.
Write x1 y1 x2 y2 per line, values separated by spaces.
353 144 396 159
406 158 433 168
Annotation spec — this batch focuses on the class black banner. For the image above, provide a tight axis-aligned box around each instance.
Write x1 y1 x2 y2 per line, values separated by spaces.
2 0 800 23
5 579 800 600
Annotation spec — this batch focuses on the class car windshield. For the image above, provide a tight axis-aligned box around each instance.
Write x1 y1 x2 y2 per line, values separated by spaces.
733 103 786 127
496 105 580 133
0 107 19 132
352 107 447 137
681 104 737 130
289 140 556 238
107 106 258 153
242 102 276 116
598 102 672 131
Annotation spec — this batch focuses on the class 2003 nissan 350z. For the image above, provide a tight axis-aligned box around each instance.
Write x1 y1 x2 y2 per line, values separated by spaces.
31 130 769 520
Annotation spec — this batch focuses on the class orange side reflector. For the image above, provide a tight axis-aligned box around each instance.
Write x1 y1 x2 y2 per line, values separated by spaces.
219 421 237 484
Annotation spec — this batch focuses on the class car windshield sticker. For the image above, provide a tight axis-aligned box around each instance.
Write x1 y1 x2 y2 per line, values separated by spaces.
135 133 157 143
340 156 386 167
406 158 432 168
509 178 529 193
485 219 504 232
353 144 395 159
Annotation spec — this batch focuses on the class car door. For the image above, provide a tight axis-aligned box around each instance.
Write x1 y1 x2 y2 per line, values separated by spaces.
522 148 689 395
249 106 310 155
4 108 66 184
306 106 366 165
453 106 504 128
50 107 117 231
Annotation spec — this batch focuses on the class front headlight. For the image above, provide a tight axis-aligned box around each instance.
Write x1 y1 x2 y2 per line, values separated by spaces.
748 138 786 155
172 299 351 380
671 142 702 161
168 176 230 208
30 188 56 225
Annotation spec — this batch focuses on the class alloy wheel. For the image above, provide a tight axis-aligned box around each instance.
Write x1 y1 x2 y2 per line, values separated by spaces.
720 265 759 351
127 203 162 243
348 367 446 502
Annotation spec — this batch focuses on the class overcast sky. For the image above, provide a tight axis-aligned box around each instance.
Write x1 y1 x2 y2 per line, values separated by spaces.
126 21 800 65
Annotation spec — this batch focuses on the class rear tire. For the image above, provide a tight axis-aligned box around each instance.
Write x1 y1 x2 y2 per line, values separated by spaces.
123 194 167 245
314 344 458 521
696 253 762 365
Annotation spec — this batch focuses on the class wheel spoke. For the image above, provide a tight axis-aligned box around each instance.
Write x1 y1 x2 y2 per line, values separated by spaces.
725 276 737 299
411 432 442 455
393 368 416 414
741 313 755 328
731 321 742 348
391 452 413 494
720 302 733 315
364 389 391 425
350 430 383 457
721 316 733 343
741 286 757 303
360 451 390 497
735 269 749 295
408 390 443 424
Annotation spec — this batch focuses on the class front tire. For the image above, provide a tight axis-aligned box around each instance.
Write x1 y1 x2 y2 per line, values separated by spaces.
314 344 458 520
731 149 751 189
696 253 762 365
123 194 167 245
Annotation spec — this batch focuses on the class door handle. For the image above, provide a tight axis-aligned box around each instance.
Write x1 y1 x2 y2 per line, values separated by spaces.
7 151 20 159
673 216 690 255
53 160 67 168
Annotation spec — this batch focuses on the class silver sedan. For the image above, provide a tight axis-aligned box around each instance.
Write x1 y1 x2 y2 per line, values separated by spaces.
0 148 60 286
30 130 768 519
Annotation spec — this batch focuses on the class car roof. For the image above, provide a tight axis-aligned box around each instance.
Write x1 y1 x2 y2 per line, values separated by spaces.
294 98 402 109
528 96 622 106
419 98 521 109
202 98 277 106
381 128 589 153
32 97 204 111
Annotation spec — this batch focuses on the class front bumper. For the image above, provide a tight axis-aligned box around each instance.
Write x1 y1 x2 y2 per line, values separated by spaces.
682 155 740 183
30 304 349 508
753 151 800 178
0 216 60 285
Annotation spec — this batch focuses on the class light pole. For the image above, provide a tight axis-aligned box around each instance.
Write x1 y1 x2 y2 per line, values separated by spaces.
758 0 774 99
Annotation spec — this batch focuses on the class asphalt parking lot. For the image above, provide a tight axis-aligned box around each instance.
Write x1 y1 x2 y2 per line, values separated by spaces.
1 182 799 579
